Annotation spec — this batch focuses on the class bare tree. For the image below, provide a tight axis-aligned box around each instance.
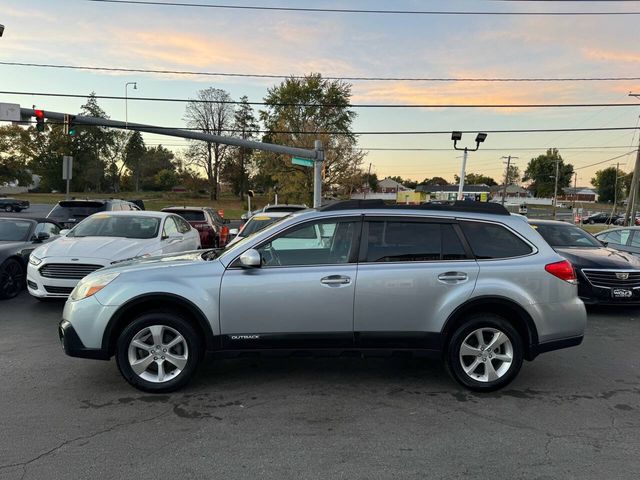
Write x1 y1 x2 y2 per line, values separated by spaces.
103 130 130 193
184 88 235 200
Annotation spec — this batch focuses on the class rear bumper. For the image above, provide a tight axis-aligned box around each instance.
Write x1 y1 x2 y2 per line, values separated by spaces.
59 319 110 360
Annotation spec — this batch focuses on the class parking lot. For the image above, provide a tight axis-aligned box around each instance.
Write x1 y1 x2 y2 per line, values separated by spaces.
0 293 638 480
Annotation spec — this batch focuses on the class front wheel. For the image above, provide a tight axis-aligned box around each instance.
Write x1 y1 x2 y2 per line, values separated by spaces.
0 258 25 299
446 314 523 392
4 205 13 212
116 312 202 393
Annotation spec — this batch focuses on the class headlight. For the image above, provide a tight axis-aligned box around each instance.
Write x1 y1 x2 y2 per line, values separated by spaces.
29 255 42 266
69 272 120 301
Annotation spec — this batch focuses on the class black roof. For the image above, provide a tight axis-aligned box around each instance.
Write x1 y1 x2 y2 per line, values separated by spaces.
319 199 510 216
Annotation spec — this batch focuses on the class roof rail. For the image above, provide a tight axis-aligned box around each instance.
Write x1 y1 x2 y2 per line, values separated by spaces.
318 199 510 216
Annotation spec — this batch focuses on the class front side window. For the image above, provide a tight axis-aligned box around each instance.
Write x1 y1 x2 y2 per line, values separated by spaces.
365 221 467 262
257 220 356 267
461 221 533 259
162 217 179 237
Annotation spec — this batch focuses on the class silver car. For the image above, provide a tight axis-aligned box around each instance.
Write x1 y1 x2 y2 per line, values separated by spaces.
59 201 586 393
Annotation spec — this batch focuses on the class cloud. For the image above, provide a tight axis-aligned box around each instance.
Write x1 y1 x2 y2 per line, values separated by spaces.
583 48 640 65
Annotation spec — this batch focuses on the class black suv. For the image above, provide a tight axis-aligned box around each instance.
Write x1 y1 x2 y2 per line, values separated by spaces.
0 198 30 213
47 199 139 229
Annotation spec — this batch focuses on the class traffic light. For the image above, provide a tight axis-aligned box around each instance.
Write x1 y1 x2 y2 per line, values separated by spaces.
34 109 45 132
64 114 77 136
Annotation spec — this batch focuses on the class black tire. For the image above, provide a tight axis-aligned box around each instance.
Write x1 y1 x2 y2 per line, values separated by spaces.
13 208 22 213
116 312 202 393
446 314 523 392
589 220 595 224
0 258 25 300
4 205 13 212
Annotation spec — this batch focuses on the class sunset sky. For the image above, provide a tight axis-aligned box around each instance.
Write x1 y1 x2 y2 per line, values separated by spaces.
2 0 640 186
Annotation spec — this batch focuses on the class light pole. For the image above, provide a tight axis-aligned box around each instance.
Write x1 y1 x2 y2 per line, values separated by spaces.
452 131 487 200
125 82 137 129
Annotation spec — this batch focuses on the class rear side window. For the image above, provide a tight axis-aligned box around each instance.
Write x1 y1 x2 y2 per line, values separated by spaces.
460 221 532 259
365 221 467 262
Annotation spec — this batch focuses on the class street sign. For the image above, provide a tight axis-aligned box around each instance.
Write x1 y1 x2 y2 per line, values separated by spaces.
0 103 20 122
62 156 73 180
292 157 315 168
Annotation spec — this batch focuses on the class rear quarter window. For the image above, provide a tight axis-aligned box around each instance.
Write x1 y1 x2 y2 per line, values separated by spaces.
460 221 533 259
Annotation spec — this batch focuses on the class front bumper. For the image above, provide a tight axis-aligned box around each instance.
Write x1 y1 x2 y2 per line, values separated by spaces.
59 319 110 360
578 280 640 306
27 257 108 298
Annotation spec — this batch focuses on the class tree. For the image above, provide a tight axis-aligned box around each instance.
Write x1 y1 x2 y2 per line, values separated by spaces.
124 131 146 192
453 173 497 186
103 130 130 193
224 96 259 196
387 176 418 189
420 176 449 186
154 169 179 191
0 125 34 186
258 73 364 203
184 88 235 200
592 166 623 204
141 145 176 190
505 164 521 185
523 149 574 198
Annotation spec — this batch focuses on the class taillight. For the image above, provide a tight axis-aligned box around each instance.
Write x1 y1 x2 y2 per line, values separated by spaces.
545 260 577 284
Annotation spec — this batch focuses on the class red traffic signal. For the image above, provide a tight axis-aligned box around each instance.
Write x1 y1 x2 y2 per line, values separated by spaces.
34 109 45 132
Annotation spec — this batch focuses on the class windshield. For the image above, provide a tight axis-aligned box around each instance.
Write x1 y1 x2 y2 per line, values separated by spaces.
240 215 283 236
68 215 160 239
0 219 32 241
49 201 106 220
533 223 602 248
166 210 205 222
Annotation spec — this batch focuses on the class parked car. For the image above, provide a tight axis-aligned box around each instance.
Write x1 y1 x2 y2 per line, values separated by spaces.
582 212 620 225
0 217 61 299
0 198 30 213
594 227 640 256
47 199 140 229
28 211 200 299
227 211 290 247
162 207 230 248
530 219 640 305
613 216 640 226
240 204 307 225
59 200 586 393
202 207 231 246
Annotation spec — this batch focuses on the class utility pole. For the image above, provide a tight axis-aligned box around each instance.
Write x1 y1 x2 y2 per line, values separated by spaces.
625 139 640 226
609 162 619 223
313 140 324 208
457 148 469 201
552 156 560 220
363 162 372 200
573 172 578 222
500 155 518 206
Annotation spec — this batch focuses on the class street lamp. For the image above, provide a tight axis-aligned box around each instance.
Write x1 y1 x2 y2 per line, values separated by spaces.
451 131 487 201
125 82 137 129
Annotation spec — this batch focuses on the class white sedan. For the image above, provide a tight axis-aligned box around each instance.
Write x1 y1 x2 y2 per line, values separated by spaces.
27 211 201 299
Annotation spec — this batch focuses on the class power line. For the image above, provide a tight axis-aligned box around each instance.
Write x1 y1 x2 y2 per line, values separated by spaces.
574 150 638 170
2 61 639 83
4 89 640 109
82 0 640 15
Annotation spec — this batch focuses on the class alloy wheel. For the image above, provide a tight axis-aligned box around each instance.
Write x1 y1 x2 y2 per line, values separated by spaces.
459 327 513 383
0 261 24 298
127 325 189 383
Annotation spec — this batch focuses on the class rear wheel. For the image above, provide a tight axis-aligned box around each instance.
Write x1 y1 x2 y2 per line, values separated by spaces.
446 314 523 392
0 259 25 299
116 312 202 393
4 205 13 212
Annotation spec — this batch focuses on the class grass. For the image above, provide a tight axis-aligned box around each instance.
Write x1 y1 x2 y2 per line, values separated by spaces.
12 191 271 219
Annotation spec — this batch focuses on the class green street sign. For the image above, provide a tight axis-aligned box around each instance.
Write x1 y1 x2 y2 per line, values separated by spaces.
292 157 315 168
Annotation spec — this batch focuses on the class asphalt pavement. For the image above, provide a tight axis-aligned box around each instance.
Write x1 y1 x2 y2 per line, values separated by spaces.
0 203 52 219
1 293 639 479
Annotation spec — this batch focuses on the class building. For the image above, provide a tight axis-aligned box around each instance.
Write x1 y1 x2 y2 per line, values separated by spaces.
396 190 428 204
559 187 598 203
377 177 411 194
415 184 491 202
489 184 531 203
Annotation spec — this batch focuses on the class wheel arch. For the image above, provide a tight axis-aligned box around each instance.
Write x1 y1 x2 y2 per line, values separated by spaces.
102 293 217 356
442 296 539 361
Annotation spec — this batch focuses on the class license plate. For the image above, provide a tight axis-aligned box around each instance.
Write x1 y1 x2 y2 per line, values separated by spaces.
612 288 633 299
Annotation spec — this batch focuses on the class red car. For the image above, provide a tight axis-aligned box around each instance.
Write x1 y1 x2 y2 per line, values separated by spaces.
161 207 230 248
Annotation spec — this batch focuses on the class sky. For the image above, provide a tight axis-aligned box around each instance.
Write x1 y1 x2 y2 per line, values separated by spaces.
1 0 640 187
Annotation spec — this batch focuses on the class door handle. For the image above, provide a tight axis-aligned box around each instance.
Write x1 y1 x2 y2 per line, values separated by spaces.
321 275 351 285
438 272 468 284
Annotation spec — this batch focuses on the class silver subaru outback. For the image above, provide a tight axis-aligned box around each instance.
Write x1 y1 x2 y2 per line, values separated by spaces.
59 200 586 393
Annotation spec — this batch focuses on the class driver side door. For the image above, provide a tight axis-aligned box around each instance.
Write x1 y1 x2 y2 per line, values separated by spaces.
219 217 361 350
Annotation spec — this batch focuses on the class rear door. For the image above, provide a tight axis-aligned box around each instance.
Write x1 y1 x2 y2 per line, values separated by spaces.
353 217 479 349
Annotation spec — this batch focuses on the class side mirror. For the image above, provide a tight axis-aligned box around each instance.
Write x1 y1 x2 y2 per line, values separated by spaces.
229 228 239 236
33 232 50 243
239 249 261 268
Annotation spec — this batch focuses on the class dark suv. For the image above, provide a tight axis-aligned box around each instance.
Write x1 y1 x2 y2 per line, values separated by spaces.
47 199 139 229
